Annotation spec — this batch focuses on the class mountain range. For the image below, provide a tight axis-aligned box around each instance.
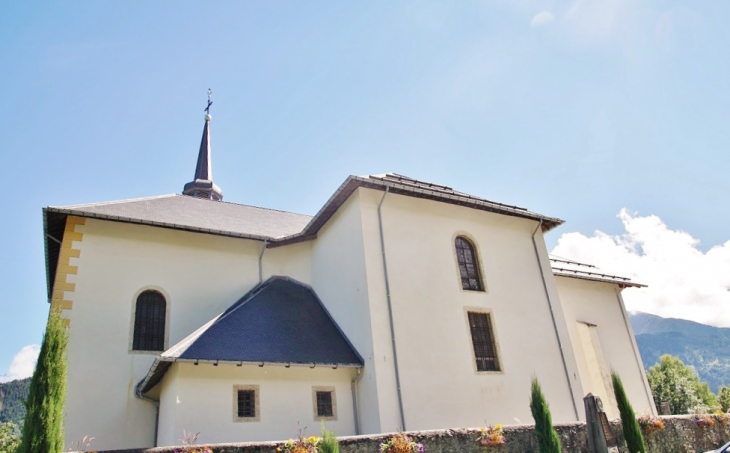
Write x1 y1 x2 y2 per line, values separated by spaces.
630 311 730 393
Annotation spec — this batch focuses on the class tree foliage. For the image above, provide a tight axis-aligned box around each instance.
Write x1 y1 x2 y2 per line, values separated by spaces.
647 355 718 414
529 377 561 453
718 387 730 413
612 371 645 453
17 310 68 453
0 378 30 428
0 421 20 453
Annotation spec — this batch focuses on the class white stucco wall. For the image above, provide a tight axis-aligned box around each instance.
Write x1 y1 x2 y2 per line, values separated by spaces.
63 219 310 450
356 188 584 431
156 363 357 446
555 276 657 416
309 191 380 434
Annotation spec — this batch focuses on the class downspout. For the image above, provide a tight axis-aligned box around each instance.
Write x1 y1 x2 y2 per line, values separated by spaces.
134 384 160 447
258 240 268 284
531 219 580 420
616 290 658 415
377 187 407 431
350 367 363 434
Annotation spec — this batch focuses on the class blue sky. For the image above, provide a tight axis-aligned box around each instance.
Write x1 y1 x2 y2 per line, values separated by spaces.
2 1 729 380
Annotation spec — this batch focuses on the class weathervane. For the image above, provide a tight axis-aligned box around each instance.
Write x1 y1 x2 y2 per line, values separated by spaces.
204 88 213 114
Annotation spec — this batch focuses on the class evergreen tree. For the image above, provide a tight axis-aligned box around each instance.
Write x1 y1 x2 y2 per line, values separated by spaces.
17 309 68 453
718 386 730 413
612 371 645 453
529 377 561 453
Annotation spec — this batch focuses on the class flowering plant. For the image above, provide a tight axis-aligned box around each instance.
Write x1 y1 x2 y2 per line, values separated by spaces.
174 430 213 453
477 424 505 446
637 414 665 433
713 411 730 425
276 435 321 453
694 414 715 427
379 433 425 453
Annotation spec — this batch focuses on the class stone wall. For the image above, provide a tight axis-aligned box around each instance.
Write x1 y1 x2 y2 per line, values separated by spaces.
93 416 730 453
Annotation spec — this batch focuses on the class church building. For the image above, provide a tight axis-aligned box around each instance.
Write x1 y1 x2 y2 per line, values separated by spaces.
42 110 656 450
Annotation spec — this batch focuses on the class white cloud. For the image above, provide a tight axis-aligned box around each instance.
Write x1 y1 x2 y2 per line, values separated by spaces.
551 209 730 327
531 11 555 28
0 344 41 383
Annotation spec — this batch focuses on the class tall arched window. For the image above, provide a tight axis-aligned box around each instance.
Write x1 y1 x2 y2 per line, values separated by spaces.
132 290 166 351
455 236 484 291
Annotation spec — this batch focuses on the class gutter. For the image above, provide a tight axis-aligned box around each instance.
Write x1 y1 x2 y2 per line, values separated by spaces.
134 382 160 447
531 218 580 420
351 368 363 434
377 187 407 431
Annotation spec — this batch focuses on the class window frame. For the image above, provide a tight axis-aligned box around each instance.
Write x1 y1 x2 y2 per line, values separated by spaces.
128 287 170 354
233 385 260 422
311 386 338 421
464 308 503 374
453 234 486 293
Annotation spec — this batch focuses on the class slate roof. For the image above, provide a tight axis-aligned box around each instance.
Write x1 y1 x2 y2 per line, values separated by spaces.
549 257 646 288
46 194 311 240
137 276 363 394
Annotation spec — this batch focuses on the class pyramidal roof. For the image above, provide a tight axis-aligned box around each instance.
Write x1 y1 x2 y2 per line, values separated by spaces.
137 276 363 394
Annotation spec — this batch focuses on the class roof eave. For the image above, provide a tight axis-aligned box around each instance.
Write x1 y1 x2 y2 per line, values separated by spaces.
270 175 564 248
137 357 363 395
553 272 647 289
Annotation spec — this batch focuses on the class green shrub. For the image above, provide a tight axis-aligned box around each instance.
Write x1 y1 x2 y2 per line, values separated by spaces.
17 309 68 453
612 371 645 453
529 377 561 453
320 422 339 453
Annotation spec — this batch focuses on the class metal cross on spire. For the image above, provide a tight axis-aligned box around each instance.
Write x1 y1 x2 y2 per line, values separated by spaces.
204 88 213 114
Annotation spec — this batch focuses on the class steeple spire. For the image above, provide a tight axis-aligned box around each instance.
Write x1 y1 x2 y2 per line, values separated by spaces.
183 89 223 201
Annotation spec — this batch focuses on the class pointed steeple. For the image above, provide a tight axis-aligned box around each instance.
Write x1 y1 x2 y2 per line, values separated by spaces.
183 91 223 201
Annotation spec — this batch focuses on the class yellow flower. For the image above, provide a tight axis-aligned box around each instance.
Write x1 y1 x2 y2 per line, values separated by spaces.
495 424 502 430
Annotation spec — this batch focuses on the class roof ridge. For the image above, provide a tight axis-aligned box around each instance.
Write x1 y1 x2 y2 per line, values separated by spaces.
172 194 312 218
50 194 178 209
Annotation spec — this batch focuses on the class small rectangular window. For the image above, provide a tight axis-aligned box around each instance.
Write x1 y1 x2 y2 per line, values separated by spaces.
312 386 337 421
233 385 260 422
316 391 333 417
468 312 500 372
237 390 255 418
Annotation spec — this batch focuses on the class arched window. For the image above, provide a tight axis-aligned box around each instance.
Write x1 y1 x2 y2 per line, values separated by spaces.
132 290 166 351
455 236 483 291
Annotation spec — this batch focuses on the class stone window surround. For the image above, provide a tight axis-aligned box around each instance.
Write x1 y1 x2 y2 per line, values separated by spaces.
464 307 504 375
451 231 488 294
311 386 338 421
233 385 260 422
128 285 171 355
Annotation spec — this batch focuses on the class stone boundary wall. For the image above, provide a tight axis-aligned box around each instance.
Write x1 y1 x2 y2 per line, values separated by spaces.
93 415 730 453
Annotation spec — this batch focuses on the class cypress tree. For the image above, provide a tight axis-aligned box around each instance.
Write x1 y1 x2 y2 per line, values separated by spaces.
530 377 562 453
612 371 645 453
17 309 68 453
